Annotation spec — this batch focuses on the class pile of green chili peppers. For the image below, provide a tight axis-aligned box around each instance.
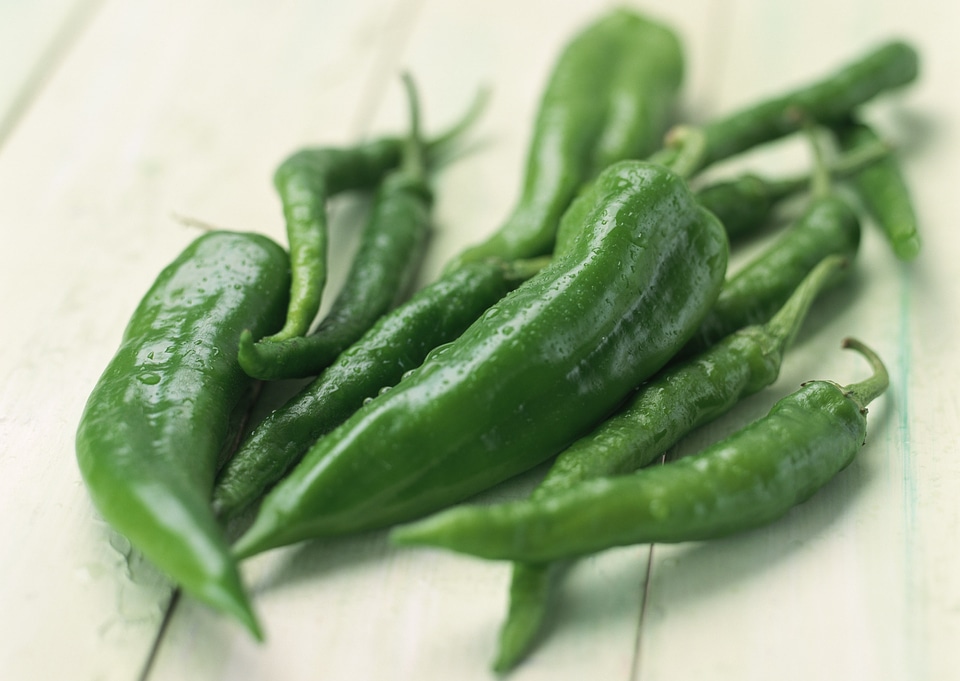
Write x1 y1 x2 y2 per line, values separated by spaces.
75 6 921 670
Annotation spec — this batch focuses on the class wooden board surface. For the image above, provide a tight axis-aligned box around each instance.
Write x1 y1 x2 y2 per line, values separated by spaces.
1 1 957 679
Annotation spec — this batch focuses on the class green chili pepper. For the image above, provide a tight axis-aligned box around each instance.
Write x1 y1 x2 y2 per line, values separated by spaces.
550 38 915 255
681 132 862 357
75 231 291 639
551 136 879 261
486 254 848 672
652 40 918 175
212 257 547 520
695 174 796 242
445 8 683 270
238 74 439 380
265 86 486 344
694 137 888 241
232 159 729 558
833 117 920 260
267 140 401 342
391 338 888 562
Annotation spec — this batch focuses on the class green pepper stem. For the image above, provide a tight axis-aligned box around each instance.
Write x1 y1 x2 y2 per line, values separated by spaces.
841 337 890 408
764 255 848 352
828 136 892 181
399 72 427 179
649 125 707 178
758 137 891 201
803 125 830 199
423 83 491 166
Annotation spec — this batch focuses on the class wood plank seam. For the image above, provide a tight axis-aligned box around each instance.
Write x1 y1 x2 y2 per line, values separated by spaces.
631 544 658 681
0 0 105 156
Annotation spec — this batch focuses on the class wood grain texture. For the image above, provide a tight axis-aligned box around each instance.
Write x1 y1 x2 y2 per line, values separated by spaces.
1 0 957 679
0 0 102 149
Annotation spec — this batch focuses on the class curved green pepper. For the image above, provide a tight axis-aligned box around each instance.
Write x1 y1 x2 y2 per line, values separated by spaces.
445 8 683 270
238 75 436 380
694 135 888 242
233 159 728 558
266 86 487 344
833 117 920 260
682 191 860 357
268 140 404 341
483 254 848 672
653 40 918 175
75 231 290 638
392 339 888 562
213 257 546 520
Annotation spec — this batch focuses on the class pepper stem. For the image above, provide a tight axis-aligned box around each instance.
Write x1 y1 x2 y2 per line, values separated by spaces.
764 255 849 353
423 82 490 166
760 137 891 202
803 122 832 199
399 72 427 179
649 125 707 179
841 337 890 408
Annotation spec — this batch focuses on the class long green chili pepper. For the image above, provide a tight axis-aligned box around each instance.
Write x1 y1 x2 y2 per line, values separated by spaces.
212 257 547 520
694 137 889 241
551 133 880 259
445 8 683 271
265 84 486 344
681 132 862 357
833 117 920 260
232 159 728 558
484 254 848 672
75 231 291 639
267 140 400 343
391 338 888 562
239 74 439 380
652 40 918 176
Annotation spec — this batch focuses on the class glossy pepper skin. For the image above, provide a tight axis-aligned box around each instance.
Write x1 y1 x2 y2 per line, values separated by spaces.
556 124 883 257
392 339 888 563
531 255 847 498
233 160 729 557
244 77 485 376
238 152 433 380
695 174 786 241
239 112 433 380
213 257 545 520
268 139 405 342
681 193 860 357
75 231 290 639
446 8 683 270
693 135 888 242
484 255 848 672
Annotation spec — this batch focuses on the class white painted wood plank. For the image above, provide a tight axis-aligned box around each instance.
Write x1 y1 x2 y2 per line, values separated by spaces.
0 0 404 678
